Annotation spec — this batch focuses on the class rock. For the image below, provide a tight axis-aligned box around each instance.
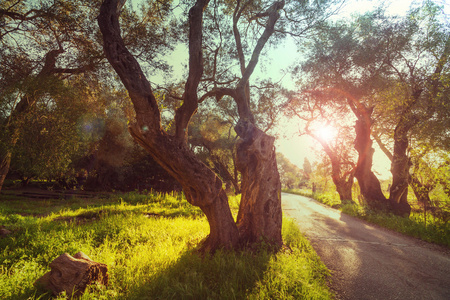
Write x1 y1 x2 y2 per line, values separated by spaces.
35 252 108 297
0 226 12 237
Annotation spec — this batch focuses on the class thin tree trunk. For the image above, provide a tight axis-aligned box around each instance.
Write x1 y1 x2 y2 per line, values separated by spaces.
409 174 432 208
211 158 240 194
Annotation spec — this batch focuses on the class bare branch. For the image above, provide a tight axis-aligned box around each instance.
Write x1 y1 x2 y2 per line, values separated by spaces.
238 1 284 87
198 87 237 103
233 0 248 75
174 0 210 141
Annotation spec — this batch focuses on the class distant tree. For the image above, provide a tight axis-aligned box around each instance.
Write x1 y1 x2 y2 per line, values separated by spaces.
276 153 305 189
286 93 356 202
303 157 312 179
8 79 95 185
0 0 100 191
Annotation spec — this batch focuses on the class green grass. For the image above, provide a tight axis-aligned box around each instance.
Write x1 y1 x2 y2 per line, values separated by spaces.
0 191 332 299
340 203 450 246
284 188 450 247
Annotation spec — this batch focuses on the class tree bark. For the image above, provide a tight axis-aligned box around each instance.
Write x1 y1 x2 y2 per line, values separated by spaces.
230 2 284 249
308 131 355 204
389 122 412 216
235 121 282 248
99 0 239 252
335 176 354 203
0 152 11 192
129 126 239 252
35 252 108 297
352 104 391 211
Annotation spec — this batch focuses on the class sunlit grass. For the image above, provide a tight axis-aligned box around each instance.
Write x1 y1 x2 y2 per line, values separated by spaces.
0 191 332 299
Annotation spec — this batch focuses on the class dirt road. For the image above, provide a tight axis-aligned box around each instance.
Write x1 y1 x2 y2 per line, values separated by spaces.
282 193 450 300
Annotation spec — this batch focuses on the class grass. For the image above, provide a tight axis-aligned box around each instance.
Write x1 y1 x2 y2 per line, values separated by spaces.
0 190 332 299
284 188 450 248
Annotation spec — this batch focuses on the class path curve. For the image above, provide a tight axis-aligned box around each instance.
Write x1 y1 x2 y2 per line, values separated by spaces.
282 192 450 300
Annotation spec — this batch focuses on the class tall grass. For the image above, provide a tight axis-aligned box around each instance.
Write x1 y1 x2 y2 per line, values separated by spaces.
0 191 332 299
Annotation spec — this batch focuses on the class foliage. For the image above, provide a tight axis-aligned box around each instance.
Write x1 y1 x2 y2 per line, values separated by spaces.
339 204 450 247
189 112 240 193
0 191 332 299
0 0 174 191
276 152 307 189
8 79 96 183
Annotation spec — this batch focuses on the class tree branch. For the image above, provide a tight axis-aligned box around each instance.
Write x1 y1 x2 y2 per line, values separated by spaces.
174 0 210 141
233 0 248 75
238 1 284 87
98 0 161 133
198 87 237 103
372 131 393 161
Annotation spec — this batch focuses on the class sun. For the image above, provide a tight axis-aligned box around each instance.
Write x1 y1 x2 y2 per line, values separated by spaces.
316 126 336 142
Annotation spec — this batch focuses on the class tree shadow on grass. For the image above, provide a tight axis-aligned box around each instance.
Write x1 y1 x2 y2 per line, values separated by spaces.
126 248 273 300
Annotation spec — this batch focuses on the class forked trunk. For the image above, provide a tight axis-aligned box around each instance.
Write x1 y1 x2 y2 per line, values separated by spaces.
235 121 282 249
99 0 239 253
335 177 354 204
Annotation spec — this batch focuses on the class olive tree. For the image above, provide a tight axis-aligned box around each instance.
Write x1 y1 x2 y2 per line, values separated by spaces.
98 0 340 251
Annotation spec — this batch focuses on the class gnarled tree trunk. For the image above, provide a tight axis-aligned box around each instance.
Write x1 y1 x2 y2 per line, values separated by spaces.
229 1 284 249
235 121 282 248
99 0 239 252
129 127 239 251
352 104 391 211
98 0 284 252
389 122 413 216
